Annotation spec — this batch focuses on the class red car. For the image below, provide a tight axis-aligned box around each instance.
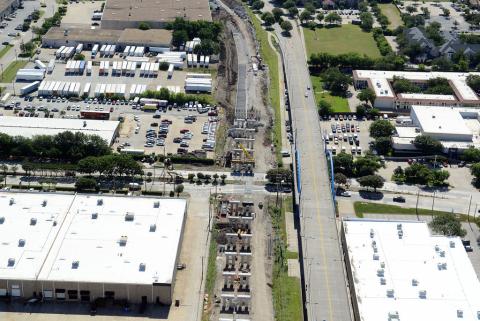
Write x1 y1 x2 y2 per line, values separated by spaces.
180 129 190 134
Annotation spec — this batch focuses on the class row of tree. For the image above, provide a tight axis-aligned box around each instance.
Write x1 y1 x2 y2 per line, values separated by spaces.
0 132 111 162
76 154 143 177
392 164 450 187
309 51 406 71
141 88 211 105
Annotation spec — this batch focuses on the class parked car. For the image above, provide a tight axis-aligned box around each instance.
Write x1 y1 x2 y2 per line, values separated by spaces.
393 196 406 203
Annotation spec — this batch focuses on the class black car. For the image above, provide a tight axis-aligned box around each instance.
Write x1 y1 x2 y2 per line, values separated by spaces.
393 196 406 203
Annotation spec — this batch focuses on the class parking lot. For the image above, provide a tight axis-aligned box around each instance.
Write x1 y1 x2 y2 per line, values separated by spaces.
0 1 38 48
321 114 373 156
61 1 104 28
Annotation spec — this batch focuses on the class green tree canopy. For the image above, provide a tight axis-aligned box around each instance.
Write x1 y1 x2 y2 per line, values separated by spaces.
369 120 395 138
357 174 384 192
429 213 466 237
357 88 376 106
413 135 443 155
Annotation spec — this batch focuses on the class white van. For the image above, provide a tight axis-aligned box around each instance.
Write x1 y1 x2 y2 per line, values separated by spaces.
281 150 290 157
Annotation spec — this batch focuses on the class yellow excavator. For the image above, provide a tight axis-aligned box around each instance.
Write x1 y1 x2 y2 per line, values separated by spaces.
238 142 254 163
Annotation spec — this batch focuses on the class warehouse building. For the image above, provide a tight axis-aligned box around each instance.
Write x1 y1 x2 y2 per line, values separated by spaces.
42 27 172 50
392 105 480 154
353 70 480 111
0 192 187 305
0 0 20 20
101 0 211 30
0 116 120 145
341 218 480 321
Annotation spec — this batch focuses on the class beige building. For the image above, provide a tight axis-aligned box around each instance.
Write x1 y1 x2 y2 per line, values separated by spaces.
101 0 211 30
0 192 187 305
42 27 172 50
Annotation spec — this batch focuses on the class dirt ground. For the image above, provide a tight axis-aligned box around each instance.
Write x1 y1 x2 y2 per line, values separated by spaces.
61 1 104 27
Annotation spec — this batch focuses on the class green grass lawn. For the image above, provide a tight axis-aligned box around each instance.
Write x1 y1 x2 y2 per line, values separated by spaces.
311 75 350 112
0 60 28 83
303 24 381 58
247 7 282 166
378 4 403 29
0 45 12 60
353 202 465 218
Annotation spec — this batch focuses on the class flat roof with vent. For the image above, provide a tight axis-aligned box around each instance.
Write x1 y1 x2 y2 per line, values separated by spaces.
342 218 480 321
0 192 186 286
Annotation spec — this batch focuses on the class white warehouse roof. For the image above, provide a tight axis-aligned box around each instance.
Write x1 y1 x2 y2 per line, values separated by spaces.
0 192 186 286
0 116 119 144
411 105 472 139
343 218 480 321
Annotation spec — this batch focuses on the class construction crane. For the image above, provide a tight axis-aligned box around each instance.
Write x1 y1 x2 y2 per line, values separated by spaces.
238 142 254 163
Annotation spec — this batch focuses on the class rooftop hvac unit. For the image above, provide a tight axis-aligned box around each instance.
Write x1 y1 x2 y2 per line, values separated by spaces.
150 224 156 232
9 198 14 205
373 254 379 260
450 241 456 248
42 200 47 207
380 277 386 285
397 224 402 230
435 245 440 251
91 213 98 219
18 239 25 247
380 262 385 269
53 221 57 226
440 250 445 257
457 310 463 318
437 262 447 270
377 269 384 277
386 289 394 298
139 263 146 271
72 260 79 269
0 217 4 224
97 199 103 206
412 279 418 286
398 230 403 239
369 229 374 238
388 311 400 320
30 218 37 225
8 258 15 266
419 290 427 299
119 236 128 246
154 201 160 208
125 213 135 221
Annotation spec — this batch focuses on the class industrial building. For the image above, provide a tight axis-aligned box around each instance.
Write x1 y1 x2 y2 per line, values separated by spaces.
42 27 172 50
0 116 120 145
0 192 187 305
101 0 211 30
341 218 480 321
392 105 480 154
353 70 480 111
0 0 20 20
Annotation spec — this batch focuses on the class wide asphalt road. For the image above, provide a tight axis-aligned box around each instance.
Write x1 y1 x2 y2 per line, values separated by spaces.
264 11 353 321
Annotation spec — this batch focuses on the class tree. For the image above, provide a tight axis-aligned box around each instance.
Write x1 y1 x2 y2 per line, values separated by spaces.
359 12 373 31
413 135 443 155
272 8 284 22
138 22 151 30
354 154 382 177
175 184 184 196
442 8 450 17
288 6 298 17
261 12 275 26
159 61 169 71
266 168 293 184
11 164 18 176
357 88 376 106
369 120 395 138
324 12 341 25
280 20 293 33
334 173 348 185
333 152 354 176
252 0 264 10
467 75 480 94
427 169 449 187
316 13 324 23
406 5 416 13
392 166 405 183
75 177 97 191
429 213 466 237
374 137 392 155
171 29 189 49
321 67 352 95
283 0 295 9
462 147 480 162
318 99 333 116
357 175 384 192
74 53 85 60
300 10 313 24
220 174 227 185
187 173 195 183
404 163 431 185
356 104 367 117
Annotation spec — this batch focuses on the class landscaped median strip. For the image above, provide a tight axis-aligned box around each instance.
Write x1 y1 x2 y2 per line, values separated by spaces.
0 60 28 83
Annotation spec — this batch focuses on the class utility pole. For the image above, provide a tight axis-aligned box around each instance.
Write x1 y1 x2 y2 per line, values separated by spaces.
415 191 420 219
467 195 473 223
431 190 436 219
